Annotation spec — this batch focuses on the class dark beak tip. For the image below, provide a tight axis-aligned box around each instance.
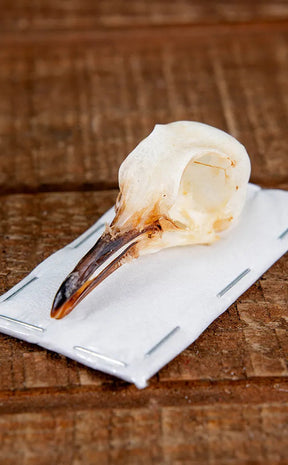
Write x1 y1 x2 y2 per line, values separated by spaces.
50 292 67 319
50 304 60 319
50 308 58 319
50 304 67 320
50 303 60 319
50 226 145 319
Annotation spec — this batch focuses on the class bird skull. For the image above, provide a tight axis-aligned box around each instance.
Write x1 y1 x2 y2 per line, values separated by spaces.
51 121 251 319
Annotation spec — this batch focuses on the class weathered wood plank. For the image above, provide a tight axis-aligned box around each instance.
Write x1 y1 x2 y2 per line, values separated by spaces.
0 403 287 464
0 191 287 392
0 29 288 193
1 0 288 33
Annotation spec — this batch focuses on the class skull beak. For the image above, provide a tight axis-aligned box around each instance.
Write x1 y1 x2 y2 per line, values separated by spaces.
50 223 159 319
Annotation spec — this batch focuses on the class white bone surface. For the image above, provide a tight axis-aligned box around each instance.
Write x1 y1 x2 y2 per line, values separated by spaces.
115 122 251 251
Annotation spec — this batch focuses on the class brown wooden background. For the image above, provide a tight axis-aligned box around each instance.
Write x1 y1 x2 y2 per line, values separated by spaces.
0 1 288 464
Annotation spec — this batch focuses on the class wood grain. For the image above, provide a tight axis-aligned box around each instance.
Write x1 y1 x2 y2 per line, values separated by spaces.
0 1 288 463
1 0 288 33
0 27 288 194
1 404 288 464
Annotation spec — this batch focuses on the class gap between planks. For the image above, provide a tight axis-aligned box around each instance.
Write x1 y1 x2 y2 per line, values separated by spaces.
0 178 287 198
0 182 119 198
0 377 287 414
1 20 288 48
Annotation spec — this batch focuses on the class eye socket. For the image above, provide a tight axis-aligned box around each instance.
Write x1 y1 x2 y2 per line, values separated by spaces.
180 152 234 213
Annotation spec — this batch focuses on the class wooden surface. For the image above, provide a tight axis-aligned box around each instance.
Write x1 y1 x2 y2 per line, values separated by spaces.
0 1 288 464
1 0 288 31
